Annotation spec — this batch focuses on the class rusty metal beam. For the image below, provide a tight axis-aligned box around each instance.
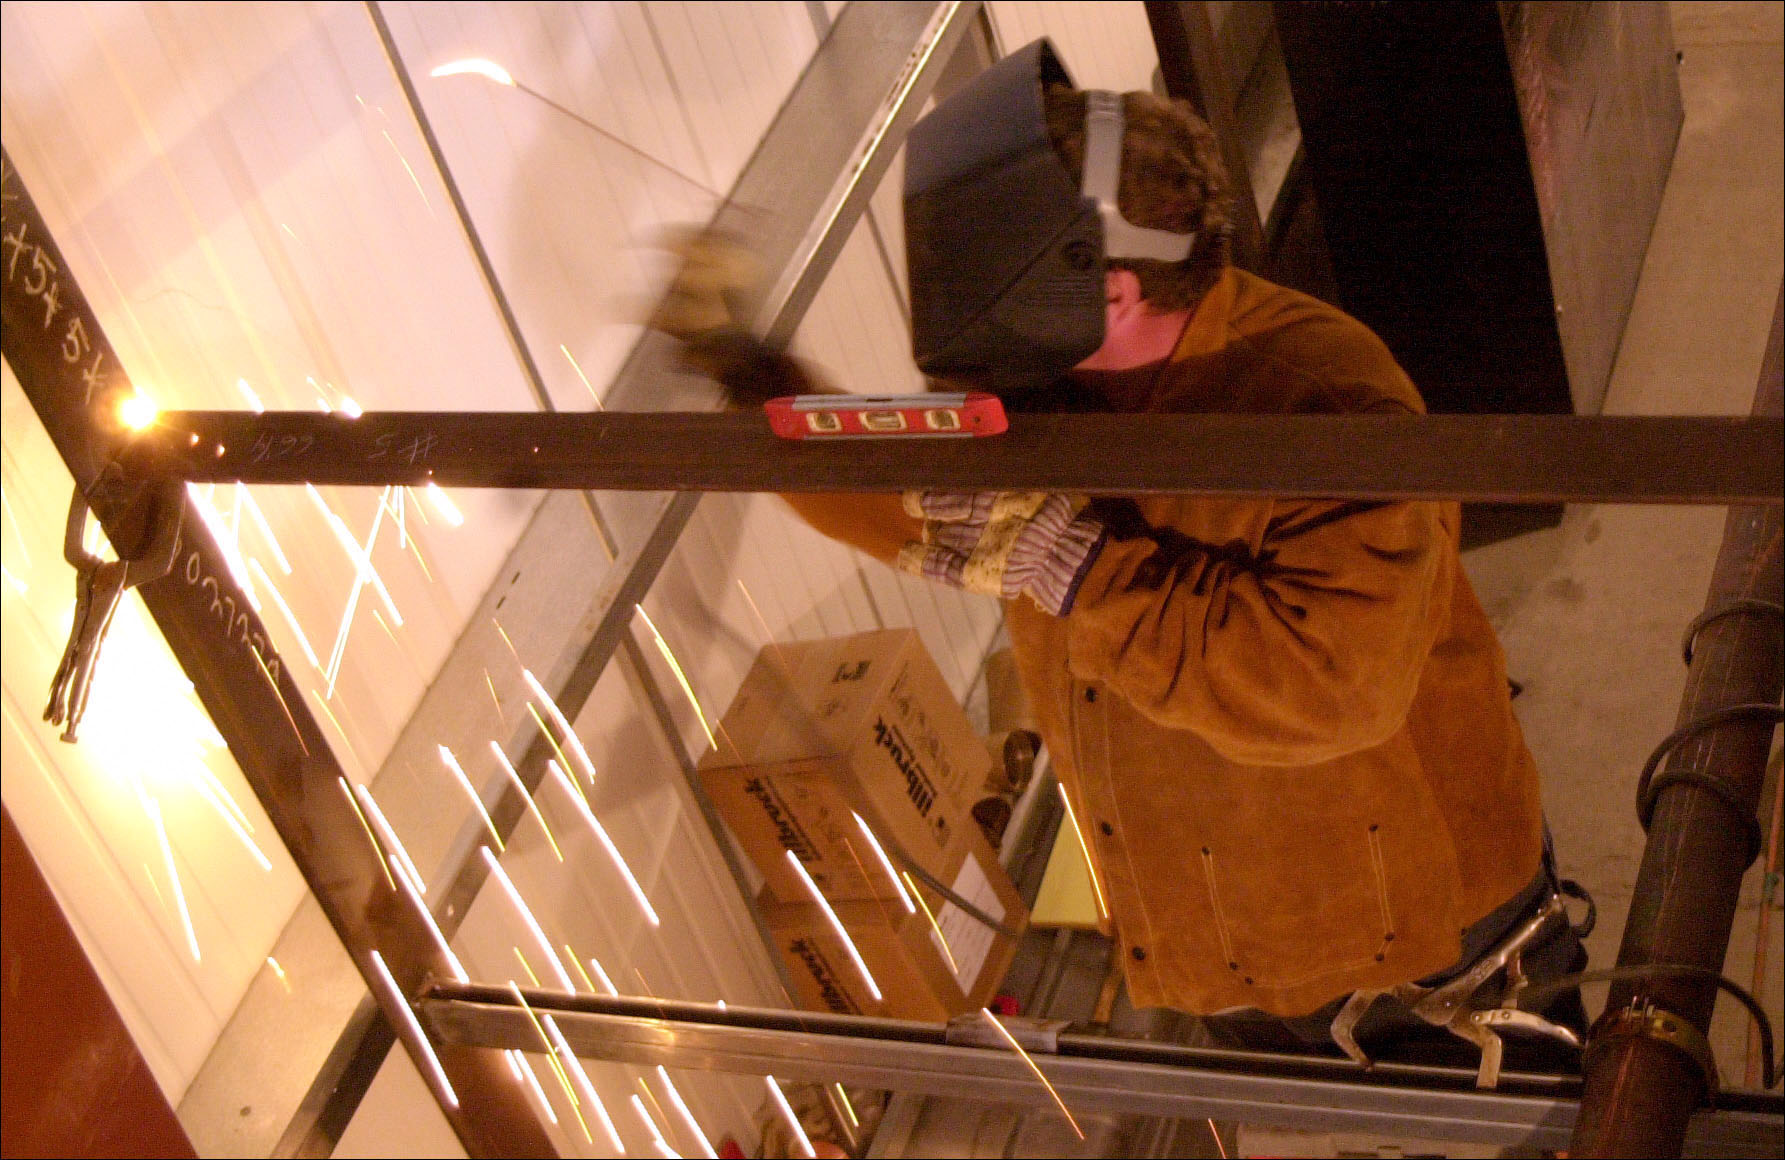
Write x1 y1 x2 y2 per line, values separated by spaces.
1571 291 1785 1157
0 149 555 1157
124 407 1781 505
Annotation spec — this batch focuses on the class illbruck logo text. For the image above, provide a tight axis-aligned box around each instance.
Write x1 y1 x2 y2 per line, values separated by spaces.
872 717 938 819
744 776 817 863
789 937 859 1014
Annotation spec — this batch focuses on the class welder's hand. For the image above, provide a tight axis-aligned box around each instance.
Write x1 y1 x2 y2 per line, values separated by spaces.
646 226 809 405
898 491 1107 616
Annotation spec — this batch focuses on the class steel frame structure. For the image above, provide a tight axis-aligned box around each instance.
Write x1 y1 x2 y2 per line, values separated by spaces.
3 2 1780 1157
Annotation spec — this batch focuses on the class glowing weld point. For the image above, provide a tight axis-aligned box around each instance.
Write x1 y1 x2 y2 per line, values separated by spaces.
424 481 463 527
480 847 576 991
1055 784 1110 922
853 811 915 913
118 392 158 431
764 1077 816 1159
980 1008 1084 1140
439 744 504 851
547 762 660 925
785 851 880 1001
370 951 458 1109
430 57 515 86
654 1066 717 1158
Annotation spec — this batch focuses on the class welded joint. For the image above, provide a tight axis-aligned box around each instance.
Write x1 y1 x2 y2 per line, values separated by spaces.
1585 1000 1720 1101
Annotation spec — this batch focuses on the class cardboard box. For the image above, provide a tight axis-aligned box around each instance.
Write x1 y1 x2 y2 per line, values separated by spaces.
699 630 1021 914
760 853 1025 1021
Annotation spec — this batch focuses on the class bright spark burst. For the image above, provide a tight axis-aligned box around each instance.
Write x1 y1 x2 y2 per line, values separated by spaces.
424 481 464 527
852 812 915 913
654 1066 717 1158
488 741 563 861
235 378 265 412
480 847 575 991
634 604 717 750
370 951 458 1109
439 744 504 851
547 761 660 925
785 851 880 1001
980 1008 1084 1140
764 1077 815 1159
431 57 515 86
522 668 597 783
1055 784 1109 922
118 391 159 430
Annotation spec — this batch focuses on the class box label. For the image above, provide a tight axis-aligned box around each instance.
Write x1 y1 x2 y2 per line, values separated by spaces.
870 716 948 848
742 775 820 865
932 857 1006 992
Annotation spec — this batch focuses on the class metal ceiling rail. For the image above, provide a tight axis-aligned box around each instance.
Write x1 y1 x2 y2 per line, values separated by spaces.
417 983 1785 1156
125 407 1782 504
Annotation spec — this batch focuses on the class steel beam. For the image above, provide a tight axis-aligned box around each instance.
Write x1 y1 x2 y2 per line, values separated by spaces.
1 147 556 1159
126 408 1781 505
1571 293 1785 1157
417 983 1784 1156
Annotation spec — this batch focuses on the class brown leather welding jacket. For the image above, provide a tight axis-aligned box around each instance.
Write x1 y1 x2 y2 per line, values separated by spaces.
780 267 1545 1017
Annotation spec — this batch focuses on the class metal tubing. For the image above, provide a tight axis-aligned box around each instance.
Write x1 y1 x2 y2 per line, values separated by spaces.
417 983 1783 1157
125 408 1781 505
0 148 557 1160
1572 288 1785 1157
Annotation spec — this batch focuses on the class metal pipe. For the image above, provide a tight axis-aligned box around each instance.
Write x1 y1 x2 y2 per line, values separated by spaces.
1571 288 1785 1157
123 408 1782 505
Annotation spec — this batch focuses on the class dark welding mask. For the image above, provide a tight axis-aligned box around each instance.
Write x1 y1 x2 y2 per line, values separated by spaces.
904 39 1196 398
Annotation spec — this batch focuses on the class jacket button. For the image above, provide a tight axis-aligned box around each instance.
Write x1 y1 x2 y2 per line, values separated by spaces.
1131 946 1146 961
1099 821 1114 836
1083 687 1098 703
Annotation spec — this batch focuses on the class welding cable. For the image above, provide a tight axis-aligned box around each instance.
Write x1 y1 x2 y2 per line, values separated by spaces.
1681 599 1784 665
1517 964 1779 1090
1634 702 1782 865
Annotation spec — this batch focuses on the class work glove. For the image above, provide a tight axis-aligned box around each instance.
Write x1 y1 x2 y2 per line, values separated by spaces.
646 226 807 405
898 491 1107 616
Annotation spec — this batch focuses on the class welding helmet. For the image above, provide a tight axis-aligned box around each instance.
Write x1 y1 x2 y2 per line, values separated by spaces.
904 39 1196 397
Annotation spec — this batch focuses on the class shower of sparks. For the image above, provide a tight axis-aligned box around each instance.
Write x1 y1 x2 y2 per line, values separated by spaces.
1210 1119 1228 1157
380 128 435 216
979 1008 1084 1140
763 1077 816 1159
545 1014 626 1152
734 580 788 671
393 857 469 983
137 785 200 962
353 784 427 893
510 1050 559 1125
382 487 408 550
507 983 587 1140
439 744 504 851
527 704 583 804
513 947 543 988
566 949 597 993
631 1094 680 1159
370 605 401 645
309 690 357 756
484 670 506 724
237 484 292 574
560 344 604 408
248 642 308 757
488 741 564 861
491 617 523 666
267 956 291 992
189 768 273 872
338 777 396 891
1055 784 1110 922
308 483 395 697
370 950 459 1109
548 761 660 925
586 953 620 997
235 377 265 412
832 1084 859 1128
852 812 915 913
315 482 400 624
654 1066 718 1159
903 870 959 977
786 851 880 1001
424 481 464 527
431 57 514 85
633 604 717 750
481 846 576 991
251 558 320 670
523 668 597 783
186 483 255 599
